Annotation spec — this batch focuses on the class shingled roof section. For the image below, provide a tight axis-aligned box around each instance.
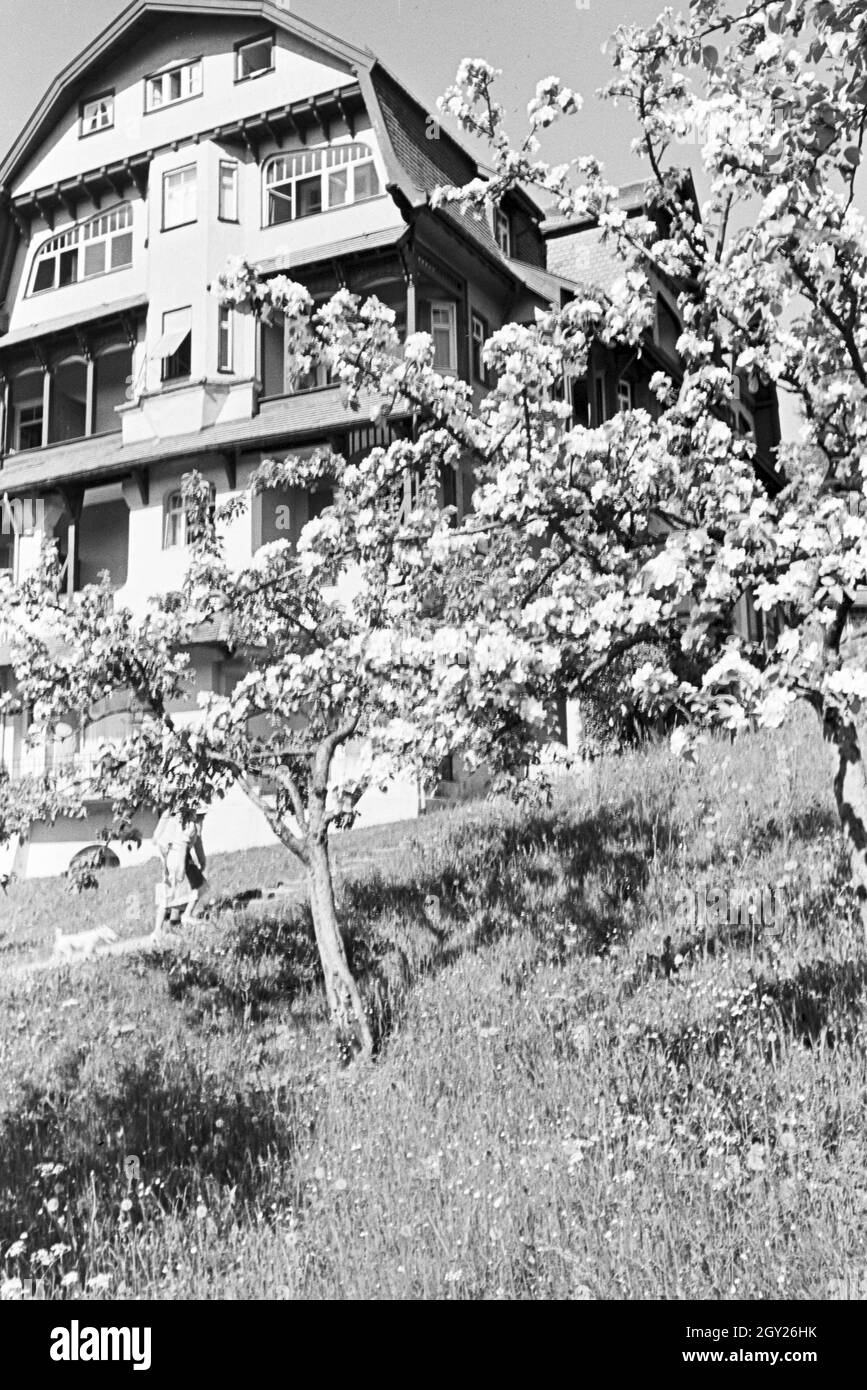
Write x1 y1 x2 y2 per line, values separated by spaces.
543 226 629 294
367 63 550 271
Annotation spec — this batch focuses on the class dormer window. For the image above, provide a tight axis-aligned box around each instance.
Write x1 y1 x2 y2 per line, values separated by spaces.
264 143 380 225
29 204 133 295
145 58 203 113
80 92 114 137
236 33 274 81
494 207 512 258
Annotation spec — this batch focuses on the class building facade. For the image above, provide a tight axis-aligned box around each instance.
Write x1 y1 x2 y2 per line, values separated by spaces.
0 1 779 876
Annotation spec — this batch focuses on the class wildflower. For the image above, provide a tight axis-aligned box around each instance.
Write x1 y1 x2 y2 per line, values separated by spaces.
87 1273 111 1292
333 1178 348 1192
61 1271 79 1289
45 1197 59 1215
196 1202 208 1220
1 1278 24 1301
5 1239 26 1259
746 1143 767 1173
120 1198 133 1213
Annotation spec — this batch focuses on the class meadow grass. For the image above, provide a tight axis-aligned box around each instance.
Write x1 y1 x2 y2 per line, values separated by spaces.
2 708 867 1300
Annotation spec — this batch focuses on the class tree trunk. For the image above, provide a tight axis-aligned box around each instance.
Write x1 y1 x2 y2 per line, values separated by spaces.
823 709 867 940
306 834 374 1060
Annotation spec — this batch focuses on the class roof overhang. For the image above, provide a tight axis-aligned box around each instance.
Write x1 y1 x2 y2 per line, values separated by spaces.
0 2 373 193
0 293 148 356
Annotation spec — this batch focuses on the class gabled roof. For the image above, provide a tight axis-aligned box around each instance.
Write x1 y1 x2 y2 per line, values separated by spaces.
0 0 548 313
0 1 370 189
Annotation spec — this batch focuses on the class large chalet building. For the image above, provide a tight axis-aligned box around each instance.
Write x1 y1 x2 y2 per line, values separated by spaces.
0 0 779 876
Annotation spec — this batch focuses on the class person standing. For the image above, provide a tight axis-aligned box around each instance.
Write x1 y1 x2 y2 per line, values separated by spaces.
151 810 206 938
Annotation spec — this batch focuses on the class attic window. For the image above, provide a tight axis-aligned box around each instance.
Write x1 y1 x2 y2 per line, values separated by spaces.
145 59 203 112
494 207 511 258
80 92 114 137
236 33 274 81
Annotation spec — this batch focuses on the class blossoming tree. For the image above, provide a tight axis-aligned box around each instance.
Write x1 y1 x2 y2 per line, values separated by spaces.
4 0 867 1059
428 0 867 932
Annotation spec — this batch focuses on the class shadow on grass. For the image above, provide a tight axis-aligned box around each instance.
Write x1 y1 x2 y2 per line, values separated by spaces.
0 1043 303 1263
653 957 867 1073
139 801 673 1048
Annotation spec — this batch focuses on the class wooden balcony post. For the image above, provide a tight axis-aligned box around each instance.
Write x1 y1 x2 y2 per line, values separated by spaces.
41 367 51 449
85 356 95 437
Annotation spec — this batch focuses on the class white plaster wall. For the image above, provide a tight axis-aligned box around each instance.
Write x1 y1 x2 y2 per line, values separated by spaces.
14 20 358 197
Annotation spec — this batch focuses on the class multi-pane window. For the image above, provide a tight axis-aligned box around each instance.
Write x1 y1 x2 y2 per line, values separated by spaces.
163 165 198 230
29 204 133 294
236 34 274 81
218 304 233 373
470 312 488 383
617 379 633 413
15 402 44 452
431 302 457 373
158 307 192 382
494 207 511 257
163 491 186 549
264 144 381 225
145 59 202 112
80 92 114 136
219 161 239 221
163 483 215 549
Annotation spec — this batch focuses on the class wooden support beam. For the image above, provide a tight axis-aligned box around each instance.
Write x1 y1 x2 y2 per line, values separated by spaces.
130 467 149 507
221 450 238 491
33 196 54 232
284 109 306 144
58 187 78 220
58 484 84 525
309 97 329 142
260 113 280 146
240 122 260 164
127 161 148 198
334 89 355 137
82 178 101 210
106 168 126 200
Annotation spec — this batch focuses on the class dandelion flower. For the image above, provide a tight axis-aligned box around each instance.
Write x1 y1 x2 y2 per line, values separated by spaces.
196 1202 208 1220
61 1271 79 1288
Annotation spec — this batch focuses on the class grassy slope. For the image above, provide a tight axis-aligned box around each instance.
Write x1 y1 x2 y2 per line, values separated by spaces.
1 710 866 1300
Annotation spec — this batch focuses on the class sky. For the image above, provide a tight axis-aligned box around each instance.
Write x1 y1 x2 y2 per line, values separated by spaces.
0 0 668 178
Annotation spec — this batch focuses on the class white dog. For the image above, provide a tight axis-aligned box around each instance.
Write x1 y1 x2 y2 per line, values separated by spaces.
53 925 118 960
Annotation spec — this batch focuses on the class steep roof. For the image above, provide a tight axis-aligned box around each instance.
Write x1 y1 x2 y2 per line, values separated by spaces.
0 2 370 188
0 0 548 314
